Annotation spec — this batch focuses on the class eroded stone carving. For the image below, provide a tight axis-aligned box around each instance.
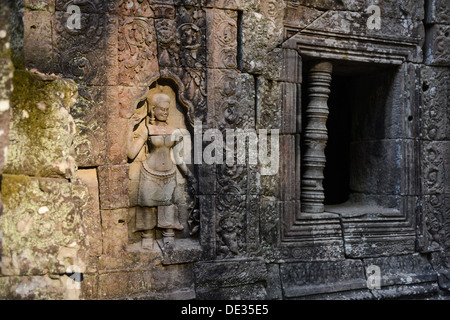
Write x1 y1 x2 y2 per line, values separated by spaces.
5 70 78 179
128 85 195 250
54 11 116 86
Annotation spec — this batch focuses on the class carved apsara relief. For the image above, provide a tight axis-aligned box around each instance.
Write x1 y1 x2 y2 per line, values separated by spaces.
128 84 197 250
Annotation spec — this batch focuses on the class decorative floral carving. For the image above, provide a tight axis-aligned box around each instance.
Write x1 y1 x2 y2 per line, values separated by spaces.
425 24 450 66
422 142 445 195
261 0 285 46
119 0 154 17
59 49 101 85
208 69 255 130
177 6 206 70
423 195 444 251
53 12 117 86
207 9 238 69
56 0 118 13
217 163 246 194
257 78 281 129
118 17 158 86
422 67 449 140
216 194 246 258
156 19 179 67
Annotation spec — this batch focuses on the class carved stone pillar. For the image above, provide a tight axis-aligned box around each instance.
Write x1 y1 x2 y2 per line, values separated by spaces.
301 61 333 213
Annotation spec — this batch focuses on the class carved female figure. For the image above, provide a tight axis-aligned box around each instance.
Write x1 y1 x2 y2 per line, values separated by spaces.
128 92 194 249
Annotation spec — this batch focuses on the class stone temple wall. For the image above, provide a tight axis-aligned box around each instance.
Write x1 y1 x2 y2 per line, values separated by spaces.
0 0 449 300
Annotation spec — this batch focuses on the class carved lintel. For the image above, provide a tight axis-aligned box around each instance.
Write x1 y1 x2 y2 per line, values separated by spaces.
301 61 333 213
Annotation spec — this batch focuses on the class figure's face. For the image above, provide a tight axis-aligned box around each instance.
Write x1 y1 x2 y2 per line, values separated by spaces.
153 101 170 122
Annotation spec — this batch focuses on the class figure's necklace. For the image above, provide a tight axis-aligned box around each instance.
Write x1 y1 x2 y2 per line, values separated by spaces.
159 124 170 134
150 122 171 135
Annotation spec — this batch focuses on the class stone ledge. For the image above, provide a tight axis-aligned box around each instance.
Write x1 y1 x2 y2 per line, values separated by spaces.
280 260 366 298
157 238 203 266
194 259 268 288
130 287 196 300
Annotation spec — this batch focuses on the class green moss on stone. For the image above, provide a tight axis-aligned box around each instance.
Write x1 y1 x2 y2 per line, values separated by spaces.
0 174 87 276
5 70 78 178
0 3 11 60
0 174 30 209
24 3 47 11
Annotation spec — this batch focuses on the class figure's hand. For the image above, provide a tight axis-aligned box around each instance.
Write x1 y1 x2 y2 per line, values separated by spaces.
131 114 142 125
131 121 147 141
187 170 195 180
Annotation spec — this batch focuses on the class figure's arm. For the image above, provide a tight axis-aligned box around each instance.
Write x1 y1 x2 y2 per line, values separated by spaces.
171 130 195 181
127 120 147 160
172 134 188 175
172 130 198 210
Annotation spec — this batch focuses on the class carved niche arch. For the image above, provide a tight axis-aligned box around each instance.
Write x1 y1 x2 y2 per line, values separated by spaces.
131 73 196 131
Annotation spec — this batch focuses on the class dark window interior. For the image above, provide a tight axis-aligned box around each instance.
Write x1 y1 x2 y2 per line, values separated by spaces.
302 59 399 208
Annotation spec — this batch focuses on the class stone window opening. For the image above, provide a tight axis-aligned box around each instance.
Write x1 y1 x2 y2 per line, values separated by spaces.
300 59 403 215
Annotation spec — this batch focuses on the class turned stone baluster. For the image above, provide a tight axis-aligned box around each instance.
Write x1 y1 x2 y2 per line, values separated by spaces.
301 61 333 213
